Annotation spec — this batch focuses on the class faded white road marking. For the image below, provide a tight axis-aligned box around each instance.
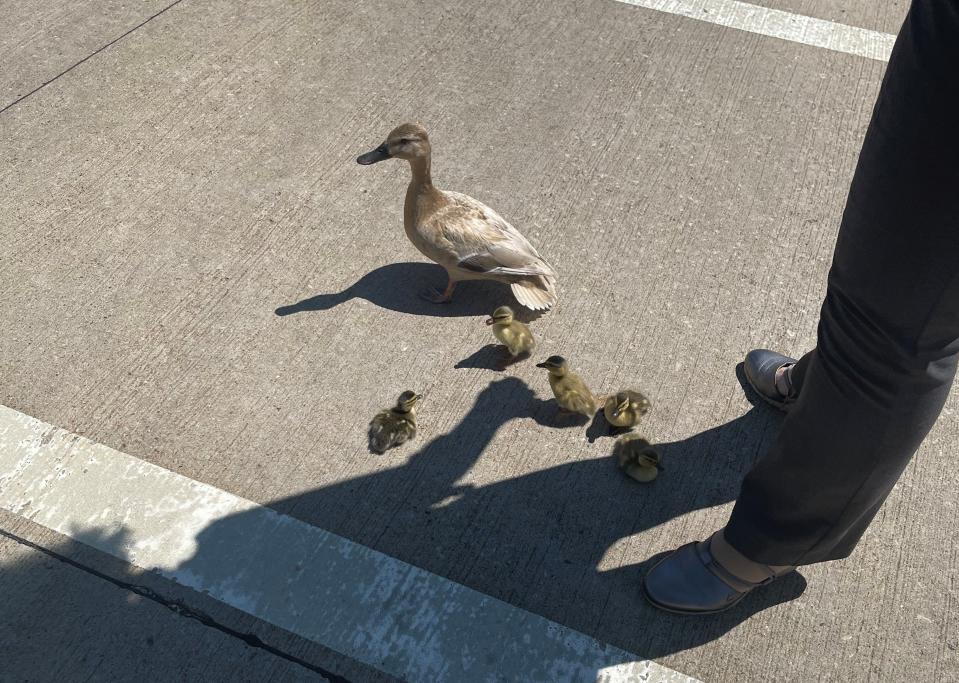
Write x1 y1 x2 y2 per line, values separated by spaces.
615 0 896 61
0 405 697 683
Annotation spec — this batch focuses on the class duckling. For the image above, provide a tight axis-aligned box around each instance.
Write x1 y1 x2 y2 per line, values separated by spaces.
614 433 662 483
486 305 535 366
357 123 558 310
368 391 422 454
535 355 597 417
603 390 651 431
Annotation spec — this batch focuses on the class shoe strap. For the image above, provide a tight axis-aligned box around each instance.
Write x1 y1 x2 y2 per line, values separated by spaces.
695 541 776 593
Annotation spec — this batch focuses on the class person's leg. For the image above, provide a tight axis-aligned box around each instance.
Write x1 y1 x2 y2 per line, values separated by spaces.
645 0 959 612
725 0 959 565
784 350 811 394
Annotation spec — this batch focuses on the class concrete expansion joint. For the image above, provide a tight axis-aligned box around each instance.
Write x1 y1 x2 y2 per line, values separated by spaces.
0 0 189 115
0 527 346 682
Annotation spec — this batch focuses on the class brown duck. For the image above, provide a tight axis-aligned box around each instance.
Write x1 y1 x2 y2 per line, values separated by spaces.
357 123 558 310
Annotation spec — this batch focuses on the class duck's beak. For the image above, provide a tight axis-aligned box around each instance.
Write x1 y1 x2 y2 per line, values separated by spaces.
485 317 495 325
356 142 391 165
535 361 549 368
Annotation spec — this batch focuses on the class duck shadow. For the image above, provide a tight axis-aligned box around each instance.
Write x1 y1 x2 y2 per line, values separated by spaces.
275 261 545 320
174 377 790 664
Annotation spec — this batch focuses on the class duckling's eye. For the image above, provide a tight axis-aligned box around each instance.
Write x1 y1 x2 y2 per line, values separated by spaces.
399 138 412 145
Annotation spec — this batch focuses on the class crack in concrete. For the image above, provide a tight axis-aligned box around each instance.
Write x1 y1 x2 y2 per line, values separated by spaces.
1 0 190 116
0 527 348 682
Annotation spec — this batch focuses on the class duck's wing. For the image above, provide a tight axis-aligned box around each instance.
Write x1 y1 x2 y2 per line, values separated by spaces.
435 192 556 279
368 412 392 454
561 376 598 415
368 412 416 453
627 390 651 412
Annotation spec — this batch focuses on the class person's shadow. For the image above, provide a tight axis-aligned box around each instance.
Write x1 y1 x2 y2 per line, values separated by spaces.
275 262 506 318
172 373 799 666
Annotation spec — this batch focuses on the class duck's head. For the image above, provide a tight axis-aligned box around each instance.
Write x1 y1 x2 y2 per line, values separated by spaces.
394 390 424 412
357 123 430 165
535 355 569 376
616 434 662 468
486 305 515 326
634 444 662 471
611 391 632 418
637 451 661 469
612 391 650 418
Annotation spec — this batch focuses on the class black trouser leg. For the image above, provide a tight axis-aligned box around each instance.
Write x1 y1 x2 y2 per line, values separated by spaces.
724 0 959 566
785 350 813 395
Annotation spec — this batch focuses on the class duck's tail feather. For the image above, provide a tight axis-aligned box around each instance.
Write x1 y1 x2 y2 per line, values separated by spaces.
368 422 390 454
511 274 557 311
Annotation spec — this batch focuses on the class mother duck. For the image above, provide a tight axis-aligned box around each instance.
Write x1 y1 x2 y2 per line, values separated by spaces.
357 123 558 310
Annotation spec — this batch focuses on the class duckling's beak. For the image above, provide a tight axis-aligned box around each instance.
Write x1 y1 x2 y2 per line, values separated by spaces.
535 362 549 368
485 317 495 325
357 142 391 165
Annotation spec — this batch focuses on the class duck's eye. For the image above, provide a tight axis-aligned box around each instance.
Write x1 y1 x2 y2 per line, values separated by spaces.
399 138 412 144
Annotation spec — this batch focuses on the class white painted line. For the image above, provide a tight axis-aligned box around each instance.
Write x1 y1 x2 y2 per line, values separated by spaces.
0 405 697 683
615 0 896 62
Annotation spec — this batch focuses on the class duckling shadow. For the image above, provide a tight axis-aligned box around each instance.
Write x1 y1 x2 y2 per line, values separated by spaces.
455 344 504 371
526 397 591 428
454 345 533 371
584 411 633 443
275 262 521 319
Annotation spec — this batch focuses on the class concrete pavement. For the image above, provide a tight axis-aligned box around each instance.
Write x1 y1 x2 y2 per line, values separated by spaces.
0 528 323 682
2 0 956 680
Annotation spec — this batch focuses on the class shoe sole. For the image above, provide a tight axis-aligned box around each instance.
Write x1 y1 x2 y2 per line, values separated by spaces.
641 579 748 615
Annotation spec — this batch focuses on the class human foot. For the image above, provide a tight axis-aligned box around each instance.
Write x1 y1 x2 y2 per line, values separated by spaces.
642 530 794 614
743 349 799 412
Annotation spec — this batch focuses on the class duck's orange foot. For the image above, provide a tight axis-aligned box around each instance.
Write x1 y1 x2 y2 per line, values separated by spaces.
419 288 452 304
419 280 456 304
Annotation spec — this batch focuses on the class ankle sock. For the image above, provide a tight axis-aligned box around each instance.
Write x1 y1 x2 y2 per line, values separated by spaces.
773 363 796 399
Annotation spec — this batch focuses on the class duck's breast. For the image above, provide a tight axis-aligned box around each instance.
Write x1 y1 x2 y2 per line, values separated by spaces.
404 185 459 265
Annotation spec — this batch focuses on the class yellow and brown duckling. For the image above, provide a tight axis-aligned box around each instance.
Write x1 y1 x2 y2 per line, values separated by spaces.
368 390 422 454
357 123 558 310
614 433 662 483
603 390 651 431
535 355 597 418
486 305 535 366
